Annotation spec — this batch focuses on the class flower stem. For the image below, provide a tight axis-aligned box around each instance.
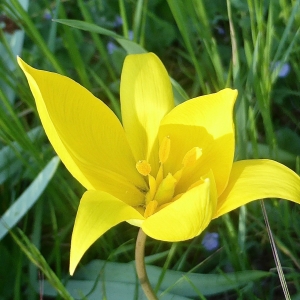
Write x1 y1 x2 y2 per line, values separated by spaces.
135 228 158 300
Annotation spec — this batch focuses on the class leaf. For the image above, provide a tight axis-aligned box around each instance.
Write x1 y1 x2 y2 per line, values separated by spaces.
0 0 28 106
52 20 189 106
0 156 60 240
10 228 73 299
53 19 147 54
0 126 44 184
42 259 271 298
42 280 190 300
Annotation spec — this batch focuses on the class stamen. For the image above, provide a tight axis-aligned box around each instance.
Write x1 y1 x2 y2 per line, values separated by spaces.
144 200 158 218
156 164 164 186
145 174 156 204
159 136 171 164
182 147 202 167
136 160 151 176
154 173 177 205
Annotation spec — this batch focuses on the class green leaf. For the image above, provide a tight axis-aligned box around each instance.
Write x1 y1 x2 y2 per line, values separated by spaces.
41 279 190 300
0 0 28 106
53 19 147 54
52 19 189 106
0 126 44 184
42 259 270 298
10 228 73 299
0 156 60 240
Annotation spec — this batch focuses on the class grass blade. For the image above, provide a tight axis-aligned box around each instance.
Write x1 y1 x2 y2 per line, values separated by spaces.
0 156 60 240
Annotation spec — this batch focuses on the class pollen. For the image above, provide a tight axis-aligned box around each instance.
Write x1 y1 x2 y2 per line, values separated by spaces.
136 160 151 176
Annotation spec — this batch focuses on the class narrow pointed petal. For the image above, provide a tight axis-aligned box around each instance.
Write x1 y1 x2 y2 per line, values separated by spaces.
70 190 144 275
120 53 174 172
142 177 217 241
215 159 300 218
18 57 146 205
159 89 237 195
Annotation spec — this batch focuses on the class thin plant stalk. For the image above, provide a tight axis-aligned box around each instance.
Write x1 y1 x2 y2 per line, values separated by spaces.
135 229 158 300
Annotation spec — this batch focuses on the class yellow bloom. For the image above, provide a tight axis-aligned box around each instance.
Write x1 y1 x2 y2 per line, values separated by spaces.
18 53 300 275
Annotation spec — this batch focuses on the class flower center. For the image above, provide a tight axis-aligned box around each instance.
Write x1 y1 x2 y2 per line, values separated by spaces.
136 136 202 218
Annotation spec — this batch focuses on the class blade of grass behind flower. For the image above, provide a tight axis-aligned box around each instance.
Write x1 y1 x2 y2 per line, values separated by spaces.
2 0 65 74
246 0 299 157
28 200 43 300
0 127 44 185
0 156 60 240
270 29 300 84
0 91 44 165
247 0 299 156
258 1 276 155
132 0 143 43
46 0 60 53
53 19 146 54
191 0 225 89
78 0 117 81
229 6 299 289
226 0 249 266
9 228 73 300
273 0 300 64
0 26 25 105
132 0 147 47
245 23 292 294
154 243 178 293
221 213 248 270
166 0 207 94
58 4 91 90
89 69 121 119
226 0 248 160
173 238 199 271
118 0 129 39
260 201 291 300
170 77 189 105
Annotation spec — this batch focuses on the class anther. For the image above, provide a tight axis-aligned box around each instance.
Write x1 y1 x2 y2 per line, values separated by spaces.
136 160 151 176
159 136 171 164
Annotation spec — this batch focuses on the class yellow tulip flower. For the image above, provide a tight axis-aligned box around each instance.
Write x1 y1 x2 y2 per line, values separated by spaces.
18 53 300 276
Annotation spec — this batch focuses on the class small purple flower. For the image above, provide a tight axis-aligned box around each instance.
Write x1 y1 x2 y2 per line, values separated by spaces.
216 26 225 35
272 61 291 78
278 63 291 78
128 30 134 41
202 232 219 251
107 41 118 54
43 9 52 21
114 16 123 27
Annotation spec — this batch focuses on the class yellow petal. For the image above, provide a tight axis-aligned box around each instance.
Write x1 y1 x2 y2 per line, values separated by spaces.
215 159 300 218
159 88 237 195
142 177 217 241
18 57 146 205
120 53 174 174
70 190 144 275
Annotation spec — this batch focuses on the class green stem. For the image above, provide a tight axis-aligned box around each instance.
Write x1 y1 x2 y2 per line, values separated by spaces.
135 229 158 300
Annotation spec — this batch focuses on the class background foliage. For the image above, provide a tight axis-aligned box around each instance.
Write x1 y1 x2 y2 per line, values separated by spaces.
0 0 300 299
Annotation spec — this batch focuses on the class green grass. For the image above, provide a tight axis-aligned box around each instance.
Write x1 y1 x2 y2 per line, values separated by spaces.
1 0 300 299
